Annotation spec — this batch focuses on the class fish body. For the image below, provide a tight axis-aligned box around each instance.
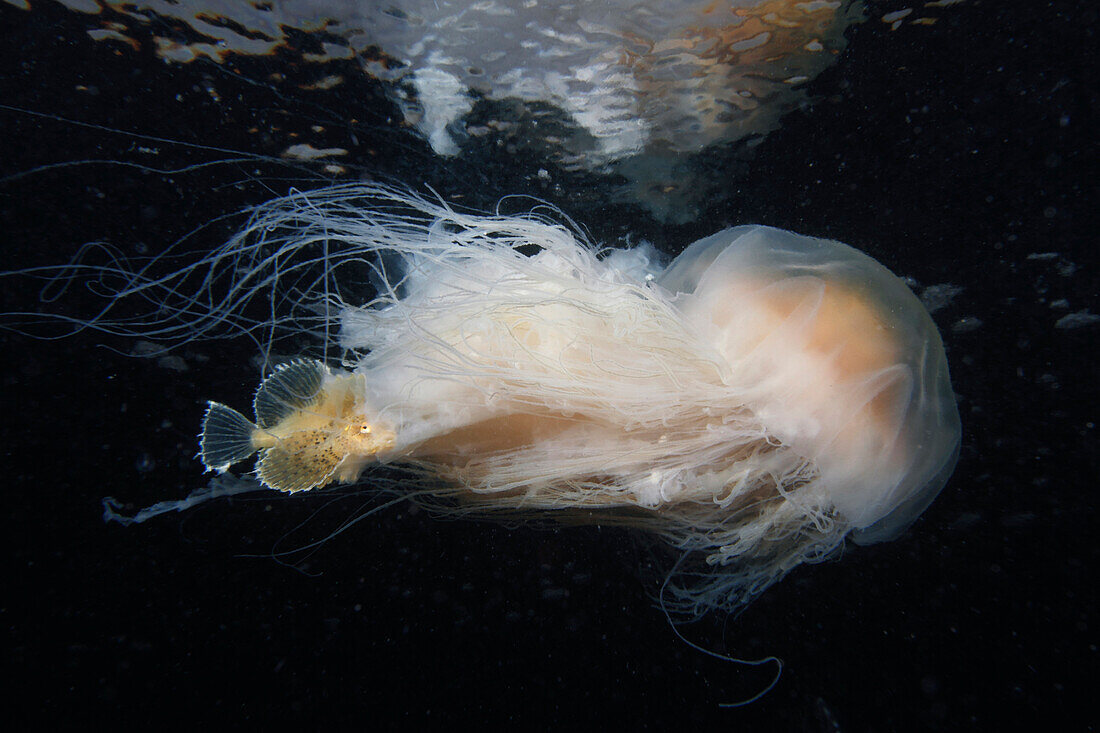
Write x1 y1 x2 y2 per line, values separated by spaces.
199 359 394 493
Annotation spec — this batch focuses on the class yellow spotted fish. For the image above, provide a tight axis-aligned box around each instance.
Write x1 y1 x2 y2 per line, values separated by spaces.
199 359 394 493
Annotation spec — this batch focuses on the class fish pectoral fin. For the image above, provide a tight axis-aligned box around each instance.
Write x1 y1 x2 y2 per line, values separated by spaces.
256 430 342 493
253 358 327 429
200 401 259 472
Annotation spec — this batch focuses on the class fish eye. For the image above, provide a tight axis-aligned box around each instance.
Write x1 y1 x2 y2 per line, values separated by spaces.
360 425 371 434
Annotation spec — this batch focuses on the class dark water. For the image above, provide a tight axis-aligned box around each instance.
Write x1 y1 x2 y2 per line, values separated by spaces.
1 0 1096 728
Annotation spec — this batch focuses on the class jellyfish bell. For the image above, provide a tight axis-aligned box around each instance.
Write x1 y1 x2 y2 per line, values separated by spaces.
169 184 961 616
659 226 961 546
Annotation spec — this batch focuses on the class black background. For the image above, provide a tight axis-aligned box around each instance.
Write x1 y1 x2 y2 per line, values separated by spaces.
1 0 1096 729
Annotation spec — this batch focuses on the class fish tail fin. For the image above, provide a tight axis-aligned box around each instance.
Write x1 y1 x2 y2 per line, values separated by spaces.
200 401 259 472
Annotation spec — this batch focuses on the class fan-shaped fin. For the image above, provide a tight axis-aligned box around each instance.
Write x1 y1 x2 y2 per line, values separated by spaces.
200 402 258 472
253 359 327 429
256 430 343 493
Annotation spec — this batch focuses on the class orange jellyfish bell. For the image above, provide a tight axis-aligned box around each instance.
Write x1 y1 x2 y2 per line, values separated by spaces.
660 226 961 545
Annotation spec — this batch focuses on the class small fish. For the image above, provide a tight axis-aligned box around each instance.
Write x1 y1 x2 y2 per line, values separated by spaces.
199 359 394 493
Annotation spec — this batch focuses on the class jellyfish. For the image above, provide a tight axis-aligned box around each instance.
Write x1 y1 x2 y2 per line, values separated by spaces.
85 183 959 617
